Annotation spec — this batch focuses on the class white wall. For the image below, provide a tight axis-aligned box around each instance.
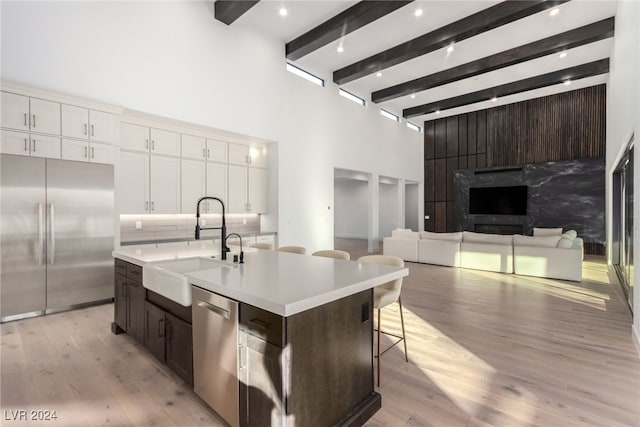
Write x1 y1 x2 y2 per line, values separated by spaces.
405 183 419 231
334 179 369 239
379 182 398 239
606 1 639 350
0 1 422 253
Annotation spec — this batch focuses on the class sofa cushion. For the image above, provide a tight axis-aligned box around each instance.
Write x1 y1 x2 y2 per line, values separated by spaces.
462 231 513 245
391 230 419 239
513 235 561 247
419 231 462 241
533 227 563 236
557 238 574 249
561 230 578 240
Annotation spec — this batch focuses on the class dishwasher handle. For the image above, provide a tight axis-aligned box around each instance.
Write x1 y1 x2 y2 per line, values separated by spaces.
197 300 230 319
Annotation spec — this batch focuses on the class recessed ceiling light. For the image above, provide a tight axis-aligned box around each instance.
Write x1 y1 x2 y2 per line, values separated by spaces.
491 97 497 102
414 8 423 17
410 94 416 99
564 80 571 86
337 45 344 53
447 44 454 53
559 52 568 59
549 8 559 16
376 72 382 77
279 7 288 17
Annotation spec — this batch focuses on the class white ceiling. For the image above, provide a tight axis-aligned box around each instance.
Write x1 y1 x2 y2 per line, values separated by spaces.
234 0 617 125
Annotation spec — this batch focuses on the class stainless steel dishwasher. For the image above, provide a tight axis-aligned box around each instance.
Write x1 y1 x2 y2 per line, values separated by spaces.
192 285 239 427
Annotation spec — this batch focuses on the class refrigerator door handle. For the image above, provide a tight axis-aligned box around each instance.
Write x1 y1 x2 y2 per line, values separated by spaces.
49 203 55 265
38 203 44 266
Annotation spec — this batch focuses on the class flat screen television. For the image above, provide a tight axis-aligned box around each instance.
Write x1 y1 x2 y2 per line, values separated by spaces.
469 185 527 215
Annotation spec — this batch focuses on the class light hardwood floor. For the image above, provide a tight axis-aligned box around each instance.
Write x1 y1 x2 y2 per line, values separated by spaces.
1 239 638 426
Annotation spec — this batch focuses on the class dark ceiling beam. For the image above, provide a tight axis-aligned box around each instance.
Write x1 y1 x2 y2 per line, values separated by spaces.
214 1 260 25
403 58 609 118
333 0 570 85
373 17 614 104
286 1 414 61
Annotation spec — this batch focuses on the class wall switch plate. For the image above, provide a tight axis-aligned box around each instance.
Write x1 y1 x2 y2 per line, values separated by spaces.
242 218 247 225
135 221 142 230
424 215 430 220
200 219 206 227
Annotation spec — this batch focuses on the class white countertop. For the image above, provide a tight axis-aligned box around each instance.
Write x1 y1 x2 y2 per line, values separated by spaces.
113 246 408 317
113 242 227 266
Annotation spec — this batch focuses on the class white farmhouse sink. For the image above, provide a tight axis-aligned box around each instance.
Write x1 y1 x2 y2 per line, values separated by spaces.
143 257 229 306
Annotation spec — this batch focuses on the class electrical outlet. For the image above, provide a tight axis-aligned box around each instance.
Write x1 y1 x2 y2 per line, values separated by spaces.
135 221 142 230
242 218 247 225
424 215 430 220
201 219 206 227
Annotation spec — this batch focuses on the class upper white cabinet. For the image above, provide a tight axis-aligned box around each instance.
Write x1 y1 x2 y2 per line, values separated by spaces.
248 167 268 213
207 139 228 163
61 139 114 164
119 151 150 214
228 164 248 214
228 142 268 168
182 134 206 160
61 104 118 144
120 123 179 156
206 162 228 214
150 155 181 213
181 158 205 214
121 122 150 152
1 92 60 135
1 130 60 159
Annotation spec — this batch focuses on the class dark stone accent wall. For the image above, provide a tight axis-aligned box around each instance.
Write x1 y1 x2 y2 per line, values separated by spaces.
453 158 605 251
423 85 606 254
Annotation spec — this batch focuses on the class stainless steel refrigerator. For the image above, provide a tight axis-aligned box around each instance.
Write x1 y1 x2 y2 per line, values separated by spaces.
1 154 114 322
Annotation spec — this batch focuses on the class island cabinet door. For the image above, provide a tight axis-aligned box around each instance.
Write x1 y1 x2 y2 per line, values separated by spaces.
127 280 146 344
165 312 193 387
239 333 286 427
144 301 166 362
114 273 127 331
286 289 375 426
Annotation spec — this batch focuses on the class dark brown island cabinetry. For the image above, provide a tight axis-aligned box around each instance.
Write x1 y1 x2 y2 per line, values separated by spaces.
238 289 379 427
112 259 193 387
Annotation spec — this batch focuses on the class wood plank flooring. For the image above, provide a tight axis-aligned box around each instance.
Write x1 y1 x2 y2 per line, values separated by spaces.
1 238 638 426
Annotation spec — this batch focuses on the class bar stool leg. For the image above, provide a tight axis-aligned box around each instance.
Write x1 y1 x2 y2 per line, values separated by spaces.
399 296 408 362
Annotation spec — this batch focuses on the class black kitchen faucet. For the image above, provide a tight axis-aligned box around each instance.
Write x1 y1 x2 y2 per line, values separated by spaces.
195 196 230 260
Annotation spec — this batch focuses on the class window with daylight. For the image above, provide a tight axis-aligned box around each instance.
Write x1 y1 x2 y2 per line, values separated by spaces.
286 63 324 87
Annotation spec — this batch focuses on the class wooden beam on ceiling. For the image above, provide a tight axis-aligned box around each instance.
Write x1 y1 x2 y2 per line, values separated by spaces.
403 58 610 118
333 0 570 85
286 1 414 61
373 17 614 104
214 0 260 25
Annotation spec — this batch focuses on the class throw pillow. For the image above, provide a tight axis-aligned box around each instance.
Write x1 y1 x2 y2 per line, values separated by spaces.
533 227 563 236
561 230 578 240
557 238 574 249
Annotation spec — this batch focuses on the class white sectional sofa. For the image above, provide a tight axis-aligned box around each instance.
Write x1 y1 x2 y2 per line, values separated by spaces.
383 228 583 282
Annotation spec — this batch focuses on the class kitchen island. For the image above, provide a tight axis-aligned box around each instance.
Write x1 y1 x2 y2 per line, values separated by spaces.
112 246 408 427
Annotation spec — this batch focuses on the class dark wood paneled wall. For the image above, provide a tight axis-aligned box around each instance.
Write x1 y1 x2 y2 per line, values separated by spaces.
424 84 606 242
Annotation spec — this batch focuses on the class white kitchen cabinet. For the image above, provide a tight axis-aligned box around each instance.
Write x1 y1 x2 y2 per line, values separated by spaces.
206 139 228 163
248 145 268 168
182 134 206 160
150 155 180 214
228 164 267 214
61 139 114 164
121 122 150 152
228 143 249 166
63 106 118 144
181 158 205 214
206 162 228 214
1 130 30 156
150 128 180 157
1 92 60 136
29 134 61 159
248 167 268 213
119 151 150 214
228 164 248 213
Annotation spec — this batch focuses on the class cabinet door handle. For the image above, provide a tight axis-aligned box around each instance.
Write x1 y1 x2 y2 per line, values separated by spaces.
32 114 36 128
91 147 95 159
248 318 269 331
32 139 36 152
84 146 88 158
202 148 206 158
145 201 149 211
122 283 128 298
24 138 28 152
49 203 55 265
23 113 27 126
151 201 154 211
91 124 94 136
207 149 211 158
151 140 155 150
145 139 149 149
84 123 88 135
